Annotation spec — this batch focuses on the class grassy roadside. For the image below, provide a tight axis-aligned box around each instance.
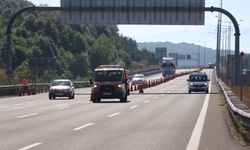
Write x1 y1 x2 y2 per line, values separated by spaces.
217 82 250 145
231 86 250 107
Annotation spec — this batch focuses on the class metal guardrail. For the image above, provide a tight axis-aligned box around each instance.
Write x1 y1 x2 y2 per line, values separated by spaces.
0 67 162 97
216 71 250 130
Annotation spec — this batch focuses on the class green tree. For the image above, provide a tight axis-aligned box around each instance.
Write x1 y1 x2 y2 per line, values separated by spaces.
89 34 118 70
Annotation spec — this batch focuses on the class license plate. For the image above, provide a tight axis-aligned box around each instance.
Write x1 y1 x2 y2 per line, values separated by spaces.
56 93 63 96
103 93 111 96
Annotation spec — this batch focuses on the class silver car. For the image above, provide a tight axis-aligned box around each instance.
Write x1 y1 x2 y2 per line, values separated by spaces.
49 79 75 99
187 72 210 94
132 74 146 85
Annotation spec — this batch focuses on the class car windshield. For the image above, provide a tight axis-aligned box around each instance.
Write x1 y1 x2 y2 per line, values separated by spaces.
95 70 123 82
133 74 144 79
52 81 70 86
189 75 208 81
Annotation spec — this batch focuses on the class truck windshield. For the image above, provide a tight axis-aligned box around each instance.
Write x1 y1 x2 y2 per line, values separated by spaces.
95 70 123 82
161 63 175 68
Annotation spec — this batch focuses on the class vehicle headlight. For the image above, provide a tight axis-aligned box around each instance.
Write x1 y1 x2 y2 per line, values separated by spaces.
64 89 70 92
204 83 207 85
93 84 98 88
117 84 122 88
190 83 194 86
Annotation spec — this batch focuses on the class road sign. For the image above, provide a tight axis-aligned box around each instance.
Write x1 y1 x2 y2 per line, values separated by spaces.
60 0 205 25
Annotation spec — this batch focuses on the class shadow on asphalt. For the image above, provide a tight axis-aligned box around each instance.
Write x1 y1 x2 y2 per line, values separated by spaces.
92 100 131 104
130 92 220 95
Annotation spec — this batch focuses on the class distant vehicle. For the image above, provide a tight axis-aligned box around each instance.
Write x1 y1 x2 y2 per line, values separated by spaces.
187 72 210 94
49 79 75 100
89 65 130 103
161 57 176 77
132 74 146 85
208 63 215 69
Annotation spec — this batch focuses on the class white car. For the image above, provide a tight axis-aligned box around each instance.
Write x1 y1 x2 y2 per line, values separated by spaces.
49 79 75 99
132 74 146 85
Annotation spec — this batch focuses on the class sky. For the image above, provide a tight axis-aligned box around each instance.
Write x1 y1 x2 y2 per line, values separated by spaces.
29 0 250 53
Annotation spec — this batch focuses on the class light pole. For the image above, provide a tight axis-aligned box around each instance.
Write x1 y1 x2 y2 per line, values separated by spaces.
198 41 209 67
240 51 244 101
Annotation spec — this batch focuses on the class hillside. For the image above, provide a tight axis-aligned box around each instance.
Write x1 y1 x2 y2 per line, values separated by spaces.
138 41 216 66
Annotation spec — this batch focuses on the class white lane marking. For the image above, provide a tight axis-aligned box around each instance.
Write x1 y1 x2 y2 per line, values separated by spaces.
73 123 94 131
16 113 39 119
129 105 138 109
14 103 22 106
26 104 34 107
144 100 150 103
161 94 165 96
57 106 70 110
0 105 8 109
186 71 212 150
26 101 35 104
18 142 42 150
54 104 69 107
13 106 27 110
108 112 121 118
153 97 159 99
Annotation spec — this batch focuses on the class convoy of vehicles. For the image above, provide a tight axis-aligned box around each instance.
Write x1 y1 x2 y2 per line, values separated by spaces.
49 79 75 100
131 74 146 85
161 57 176 77
89 65 130 103
187 72 210 94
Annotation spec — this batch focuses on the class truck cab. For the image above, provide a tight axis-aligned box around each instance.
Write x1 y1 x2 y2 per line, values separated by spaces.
90 65 130 103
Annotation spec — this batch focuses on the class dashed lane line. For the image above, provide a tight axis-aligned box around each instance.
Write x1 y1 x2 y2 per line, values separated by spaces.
16 113 39 119
57 106 70 110
18 142 42 150
129 105 138 109
73 123 94 131
144 100 150 103
107 112 121 118
0 105 8 109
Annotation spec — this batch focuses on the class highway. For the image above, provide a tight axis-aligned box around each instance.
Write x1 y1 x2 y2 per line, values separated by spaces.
0 69 248 150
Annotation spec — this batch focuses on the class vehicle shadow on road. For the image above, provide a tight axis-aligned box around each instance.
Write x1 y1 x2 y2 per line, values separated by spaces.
130 92 220 95
93 100 131 104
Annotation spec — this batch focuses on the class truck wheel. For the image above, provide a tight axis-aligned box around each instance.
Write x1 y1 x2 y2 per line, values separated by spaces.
188 90 191 94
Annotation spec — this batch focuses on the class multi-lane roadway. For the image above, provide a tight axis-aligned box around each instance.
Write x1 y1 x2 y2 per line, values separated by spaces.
0 69 248 150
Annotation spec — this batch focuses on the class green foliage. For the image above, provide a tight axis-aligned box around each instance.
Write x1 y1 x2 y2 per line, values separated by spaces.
0 0 155 84
89 34 118 70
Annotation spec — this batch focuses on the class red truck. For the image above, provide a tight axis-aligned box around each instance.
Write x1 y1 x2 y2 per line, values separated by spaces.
89 65 130 103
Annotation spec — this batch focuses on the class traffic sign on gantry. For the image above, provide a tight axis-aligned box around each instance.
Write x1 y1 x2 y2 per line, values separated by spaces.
60 0 205 25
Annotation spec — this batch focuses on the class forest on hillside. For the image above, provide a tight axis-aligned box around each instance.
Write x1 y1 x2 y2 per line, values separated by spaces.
0 0 155 84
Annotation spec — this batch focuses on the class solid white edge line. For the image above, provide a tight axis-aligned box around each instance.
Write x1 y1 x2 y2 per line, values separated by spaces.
129 105 138 109
186 70 212 150
16 113 39 119
107 112 121 118
73 123 94 131
18 142 42 150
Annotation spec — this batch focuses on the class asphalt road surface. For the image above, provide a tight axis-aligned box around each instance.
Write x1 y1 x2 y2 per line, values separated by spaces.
0 69 248 150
